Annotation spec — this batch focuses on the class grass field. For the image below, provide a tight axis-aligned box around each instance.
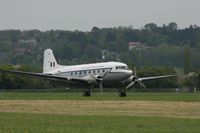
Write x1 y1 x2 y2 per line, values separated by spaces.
0 92 200 101
0 113 200 133
0 92 200 133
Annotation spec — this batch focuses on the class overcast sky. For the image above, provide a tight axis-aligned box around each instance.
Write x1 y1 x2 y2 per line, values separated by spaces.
0 0 199 31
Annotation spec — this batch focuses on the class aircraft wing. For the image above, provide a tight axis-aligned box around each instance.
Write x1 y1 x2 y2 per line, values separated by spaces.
0 69 89 85
138 74 178 81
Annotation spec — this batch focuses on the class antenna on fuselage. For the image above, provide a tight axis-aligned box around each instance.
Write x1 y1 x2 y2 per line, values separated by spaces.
102 50 106 60
116 57 119 62
134 67 137 77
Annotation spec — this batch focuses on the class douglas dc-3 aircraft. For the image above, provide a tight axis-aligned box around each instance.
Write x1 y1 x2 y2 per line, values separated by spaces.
0 49 177 96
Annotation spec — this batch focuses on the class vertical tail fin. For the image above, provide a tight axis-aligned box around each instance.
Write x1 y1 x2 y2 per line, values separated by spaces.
43 49 60 73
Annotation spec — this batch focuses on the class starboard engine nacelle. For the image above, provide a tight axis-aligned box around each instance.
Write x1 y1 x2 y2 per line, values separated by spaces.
124 75 137 84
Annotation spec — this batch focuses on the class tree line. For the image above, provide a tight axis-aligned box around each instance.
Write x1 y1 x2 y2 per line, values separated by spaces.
0 22 200 90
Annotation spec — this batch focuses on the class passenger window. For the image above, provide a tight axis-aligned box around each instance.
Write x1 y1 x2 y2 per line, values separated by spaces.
79 71 82 74
89 71 91 74
98 70 100 73
84 71 86 74
116 66 118 69
71 73 73 75
93 70 95 73
102 70 105 72
75 72 77 75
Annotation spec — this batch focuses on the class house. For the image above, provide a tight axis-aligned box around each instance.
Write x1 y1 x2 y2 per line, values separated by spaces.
128 42 150 50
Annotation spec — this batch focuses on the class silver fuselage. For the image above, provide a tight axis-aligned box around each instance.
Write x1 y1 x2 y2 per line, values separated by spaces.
47 62 132 83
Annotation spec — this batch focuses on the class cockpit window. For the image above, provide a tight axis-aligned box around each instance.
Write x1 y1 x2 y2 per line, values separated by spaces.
121 66 126 69
116 66 128 70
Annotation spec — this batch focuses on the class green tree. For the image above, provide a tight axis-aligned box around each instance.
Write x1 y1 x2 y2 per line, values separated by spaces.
144 23 158 32
168 22 178 31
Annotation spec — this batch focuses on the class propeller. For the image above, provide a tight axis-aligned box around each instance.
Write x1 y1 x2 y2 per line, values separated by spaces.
90 71 108 93
126 67 146 89
96 77 103 93
126 80 137 89
99 71 108 93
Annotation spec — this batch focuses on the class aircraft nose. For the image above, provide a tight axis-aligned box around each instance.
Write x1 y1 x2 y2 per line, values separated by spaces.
126 69 133 76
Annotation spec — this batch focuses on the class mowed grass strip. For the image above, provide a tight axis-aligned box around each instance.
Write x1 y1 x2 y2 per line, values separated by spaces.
0 100 200 118
0 112 200 133
0 92 200 101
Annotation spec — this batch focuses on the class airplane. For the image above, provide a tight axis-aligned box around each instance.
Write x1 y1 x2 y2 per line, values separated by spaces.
0 49 177 97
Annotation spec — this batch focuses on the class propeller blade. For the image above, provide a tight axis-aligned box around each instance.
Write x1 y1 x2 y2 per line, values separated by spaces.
138 80 146 88
98 72 109 93
99 82 103 93
126 81 136 89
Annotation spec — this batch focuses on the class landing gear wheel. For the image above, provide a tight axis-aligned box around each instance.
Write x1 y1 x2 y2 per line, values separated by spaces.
119 92 127 97
118 88 127 97
83 88 91 97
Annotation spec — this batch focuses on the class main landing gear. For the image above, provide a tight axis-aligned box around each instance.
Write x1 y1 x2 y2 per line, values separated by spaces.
82 87 127 97
118 88 127 97
83 87 91 97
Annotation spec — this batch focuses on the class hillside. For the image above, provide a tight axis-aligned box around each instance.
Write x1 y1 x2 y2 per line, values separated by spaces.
0 23 200 71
